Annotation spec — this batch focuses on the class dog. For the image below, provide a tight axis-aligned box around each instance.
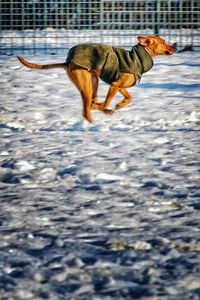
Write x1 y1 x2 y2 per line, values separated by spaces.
17 36 174 123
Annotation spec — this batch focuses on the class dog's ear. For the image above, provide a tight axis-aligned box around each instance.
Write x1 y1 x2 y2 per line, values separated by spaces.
137 36 154 46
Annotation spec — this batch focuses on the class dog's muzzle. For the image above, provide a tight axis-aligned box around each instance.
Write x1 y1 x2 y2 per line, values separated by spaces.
165 46 175 55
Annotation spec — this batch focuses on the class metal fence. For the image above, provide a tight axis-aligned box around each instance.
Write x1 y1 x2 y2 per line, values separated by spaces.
0 0 199 54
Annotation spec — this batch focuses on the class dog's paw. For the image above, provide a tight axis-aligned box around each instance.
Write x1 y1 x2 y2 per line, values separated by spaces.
91 103 104 110
103 109 115 115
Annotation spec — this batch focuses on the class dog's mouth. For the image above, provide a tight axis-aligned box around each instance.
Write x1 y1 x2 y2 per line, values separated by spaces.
165 48 174 55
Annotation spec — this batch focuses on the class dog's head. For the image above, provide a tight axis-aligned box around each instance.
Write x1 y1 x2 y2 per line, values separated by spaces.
137 36 175 57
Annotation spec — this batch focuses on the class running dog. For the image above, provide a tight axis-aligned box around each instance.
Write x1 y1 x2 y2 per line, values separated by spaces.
17 36 174 123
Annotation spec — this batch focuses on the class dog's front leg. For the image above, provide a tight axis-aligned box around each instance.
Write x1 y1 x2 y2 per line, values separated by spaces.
92 83 119 114
115 88 132 110
103 83 119 110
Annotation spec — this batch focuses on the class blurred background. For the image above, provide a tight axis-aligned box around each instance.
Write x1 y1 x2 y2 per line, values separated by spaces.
0 0 199 55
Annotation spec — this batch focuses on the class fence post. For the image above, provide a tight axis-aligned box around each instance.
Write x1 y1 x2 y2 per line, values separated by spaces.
154 0 160 36
100 0 104 43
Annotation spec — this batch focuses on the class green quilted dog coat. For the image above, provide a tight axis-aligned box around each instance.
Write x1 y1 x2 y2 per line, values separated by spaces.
66 43 153 85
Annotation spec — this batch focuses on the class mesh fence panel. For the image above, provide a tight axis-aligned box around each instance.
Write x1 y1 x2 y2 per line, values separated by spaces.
0 0 199 54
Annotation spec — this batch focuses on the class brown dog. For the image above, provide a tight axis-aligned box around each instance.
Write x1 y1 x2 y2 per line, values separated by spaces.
17 36 174 123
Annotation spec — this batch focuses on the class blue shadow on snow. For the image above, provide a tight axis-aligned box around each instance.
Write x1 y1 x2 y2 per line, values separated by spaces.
139 83 200 90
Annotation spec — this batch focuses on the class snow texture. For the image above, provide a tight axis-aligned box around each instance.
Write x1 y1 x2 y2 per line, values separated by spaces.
0 49 200 300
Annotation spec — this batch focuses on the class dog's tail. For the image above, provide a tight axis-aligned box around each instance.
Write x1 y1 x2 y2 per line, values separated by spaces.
17 56 66 69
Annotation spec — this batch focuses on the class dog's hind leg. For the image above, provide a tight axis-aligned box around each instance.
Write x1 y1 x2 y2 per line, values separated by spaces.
115 88 132 110
91 71 99 105
68 69 93 123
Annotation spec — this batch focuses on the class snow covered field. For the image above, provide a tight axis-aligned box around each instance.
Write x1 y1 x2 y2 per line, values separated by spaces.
0 49 200 299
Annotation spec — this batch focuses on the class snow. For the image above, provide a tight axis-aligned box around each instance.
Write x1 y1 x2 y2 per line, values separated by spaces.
0 48 200 300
